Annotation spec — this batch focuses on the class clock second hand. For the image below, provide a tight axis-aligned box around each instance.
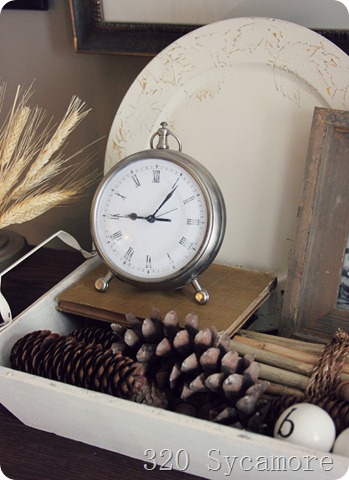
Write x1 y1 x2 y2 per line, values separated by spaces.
156 207 178 217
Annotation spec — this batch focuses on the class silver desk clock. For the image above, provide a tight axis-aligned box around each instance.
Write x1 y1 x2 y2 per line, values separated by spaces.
90 122 226 304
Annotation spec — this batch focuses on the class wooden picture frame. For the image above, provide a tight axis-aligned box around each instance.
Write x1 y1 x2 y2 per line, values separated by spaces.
69 0 349 56
280 107 349 343
3 0 48 9
69 0 198 56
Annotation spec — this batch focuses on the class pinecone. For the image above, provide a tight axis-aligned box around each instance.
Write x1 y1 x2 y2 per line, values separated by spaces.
247 393 349 437
247 394 301 436
248 329 349 436
70 308 268 426
316 397 349 434
10 329 167 409
69 324 118 350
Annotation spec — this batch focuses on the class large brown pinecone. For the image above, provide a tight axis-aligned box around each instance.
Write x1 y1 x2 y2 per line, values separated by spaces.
69 308 268 427
10 329 167 409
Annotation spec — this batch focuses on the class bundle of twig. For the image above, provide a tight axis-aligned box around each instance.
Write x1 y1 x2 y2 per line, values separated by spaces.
0 82 96 229
231 330 349 398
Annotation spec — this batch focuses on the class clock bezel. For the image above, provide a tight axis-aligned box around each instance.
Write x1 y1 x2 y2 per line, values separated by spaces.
90 148 226 290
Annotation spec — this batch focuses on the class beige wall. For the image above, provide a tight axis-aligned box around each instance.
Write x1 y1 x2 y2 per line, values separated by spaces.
0 0 150 250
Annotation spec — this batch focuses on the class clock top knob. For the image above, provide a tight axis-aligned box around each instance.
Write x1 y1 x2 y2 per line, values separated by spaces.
150 122 182 151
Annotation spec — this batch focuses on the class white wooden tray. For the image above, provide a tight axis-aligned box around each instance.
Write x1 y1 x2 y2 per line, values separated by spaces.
0 256 348 479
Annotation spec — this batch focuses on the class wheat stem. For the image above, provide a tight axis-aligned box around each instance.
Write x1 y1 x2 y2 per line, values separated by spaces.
0 81 6 118
0 85 33 166
0 190 77 229
0 85 21 167
0 105 31 172
0 107 48 204
0 107 31 198
25 96 90 181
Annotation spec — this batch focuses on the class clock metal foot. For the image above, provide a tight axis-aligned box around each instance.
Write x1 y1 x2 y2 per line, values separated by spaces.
95 270 114 292
191 278 209 304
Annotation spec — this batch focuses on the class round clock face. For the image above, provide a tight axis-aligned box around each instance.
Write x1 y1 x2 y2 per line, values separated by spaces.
91 150 225 289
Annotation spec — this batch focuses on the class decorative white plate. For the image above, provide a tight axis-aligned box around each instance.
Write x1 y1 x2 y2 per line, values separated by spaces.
105 17 349 322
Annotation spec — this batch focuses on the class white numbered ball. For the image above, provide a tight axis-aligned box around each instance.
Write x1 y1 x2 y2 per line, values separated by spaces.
333 428 349 456
274 403 336 452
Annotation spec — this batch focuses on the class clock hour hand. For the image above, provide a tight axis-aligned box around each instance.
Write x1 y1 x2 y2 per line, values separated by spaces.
110 213 171 222
151 185 178 217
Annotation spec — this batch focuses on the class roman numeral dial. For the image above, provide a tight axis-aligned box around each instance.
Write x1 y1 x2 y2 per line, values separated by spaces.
91 147 226 292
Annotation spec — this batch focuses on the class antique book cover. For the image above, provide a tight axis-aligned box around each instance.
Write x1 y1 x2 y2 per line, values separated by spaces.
56 262 276 336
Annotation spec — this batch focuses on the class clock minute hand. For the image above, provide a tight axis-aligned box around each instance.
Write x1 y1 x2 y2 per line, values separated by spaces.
151 185 178 217
152 217 172 222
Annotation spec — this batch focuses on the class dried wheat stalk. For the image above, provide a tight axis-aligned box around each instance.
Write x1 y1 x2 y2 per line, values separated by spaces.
0 82 97 229
0 191 76 229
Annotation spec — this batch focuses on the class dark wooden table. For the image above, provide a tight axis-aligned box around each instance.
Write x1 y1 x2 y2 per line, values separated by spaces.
0 247 201 480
